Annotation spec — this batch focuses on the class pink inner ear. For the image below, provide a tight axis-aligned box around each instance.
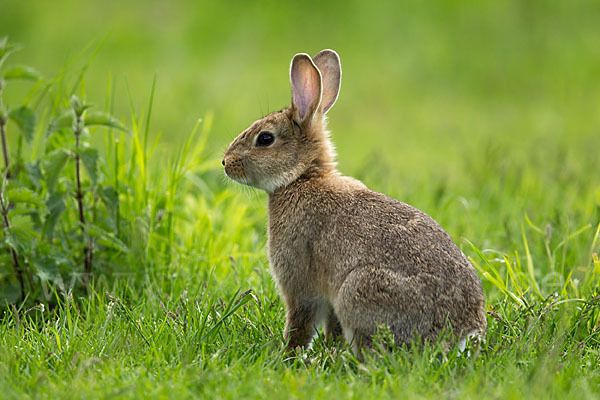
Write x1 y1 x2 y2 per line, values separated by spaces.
291 58 320 121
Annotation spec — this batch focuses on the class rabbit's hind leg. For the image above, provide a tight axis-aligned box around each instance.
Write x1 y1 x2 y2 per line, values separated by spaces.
334 267 431 352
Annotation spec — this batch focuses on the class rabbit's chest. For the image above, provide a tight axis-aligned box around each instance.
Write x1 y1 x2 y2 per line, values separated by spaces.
266 211 329 290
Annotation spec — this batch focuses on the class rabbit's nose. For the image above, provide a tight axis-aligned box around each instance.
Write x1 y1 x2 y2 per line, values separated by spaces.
221 158 226 166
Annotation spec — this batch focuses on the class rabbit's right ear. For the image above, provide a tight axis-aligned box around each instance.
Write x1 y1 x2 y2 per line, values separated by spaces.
312 50 341 114
290 53 322 127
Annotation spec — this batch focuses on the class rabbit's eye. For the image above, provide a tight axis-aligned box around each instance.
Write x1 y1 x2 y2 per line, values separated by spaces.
256 131 275 147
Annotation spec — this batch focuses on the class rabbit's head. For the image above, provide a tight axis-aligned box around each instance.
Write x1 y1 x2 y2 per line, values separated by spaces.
223 49 342 193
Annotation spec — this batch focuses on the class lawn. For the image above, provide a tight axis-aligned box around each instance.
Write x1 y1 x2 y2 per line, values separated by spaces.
1 0 600 398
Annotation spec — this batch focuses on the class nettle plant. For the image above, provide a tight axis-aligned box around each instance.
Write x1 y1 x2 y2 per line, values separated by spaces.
0 37 143 304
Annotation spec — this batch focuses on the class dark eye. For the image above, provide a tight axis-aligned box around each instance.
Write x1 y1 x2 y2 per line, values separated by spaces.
256 131 275 147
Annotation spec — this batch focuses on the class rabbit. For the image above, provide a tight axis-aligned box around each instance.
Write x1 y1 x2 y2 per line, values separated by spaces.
222 49 487 354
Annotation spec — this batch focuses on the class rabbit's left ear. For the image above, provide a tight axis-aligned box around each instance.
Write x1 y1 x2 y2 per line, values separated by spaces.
312 49 341 114
290 53 322 125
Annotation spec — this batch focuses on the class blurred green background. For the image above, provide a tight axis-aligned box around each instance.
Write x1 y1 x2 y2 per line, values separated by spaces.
2 0 600 254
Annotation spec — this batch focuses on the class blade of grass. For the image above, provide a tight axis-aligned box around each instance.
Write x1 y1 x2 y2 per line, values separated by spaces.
521 222 543 299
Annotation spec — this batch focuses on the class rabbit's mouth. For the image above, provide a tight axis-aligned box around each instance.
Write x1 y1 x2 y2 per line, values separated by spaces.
223 166 250 186
224 166 287 194
223 162 259 190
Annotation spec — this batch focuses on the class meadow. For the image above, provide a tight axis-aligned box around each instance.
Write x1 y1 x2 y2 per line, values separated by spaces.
1 0 600 398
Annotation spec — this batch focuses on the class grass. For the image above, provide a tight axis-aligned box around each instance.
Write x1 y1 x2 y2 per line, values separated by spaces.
1 0 600 398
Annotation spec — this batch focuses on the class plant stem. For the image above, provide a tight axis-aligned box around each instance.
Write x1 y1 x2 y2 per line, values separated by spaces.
0 79 10 177
73 114 93 276
0 121 9 173
0 184 25 301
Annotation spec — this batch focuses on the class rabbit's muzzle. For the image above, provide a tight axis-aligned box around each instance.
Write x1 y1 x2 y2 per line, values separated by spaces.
222 155 247 184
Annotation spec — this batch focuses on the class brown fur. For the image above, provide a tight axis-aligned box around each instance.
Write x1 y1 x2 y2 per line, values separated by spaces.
223 50 486 352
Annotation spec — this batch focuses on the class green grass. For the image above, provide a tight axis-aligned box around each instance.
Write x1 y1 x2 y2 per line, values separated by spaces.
1 0 600 398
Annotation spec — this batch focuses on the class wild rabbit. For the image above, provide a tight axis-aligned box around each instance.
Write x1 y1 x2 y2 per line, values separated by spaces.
222 49 486 354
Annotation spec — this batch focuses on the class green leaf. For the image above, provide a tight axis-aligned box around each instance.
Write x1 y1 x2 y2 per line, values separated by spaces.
6 187 45 209
4 224 36 254
43 149 70 192
31 253 61 283
0 38 17 70
100 185 119 210
80 147 99 185
42 192 66 239
8 106 36 143
85 111 129 134
100 185 119 229
87 223 128 253
47 110 74 136
70 95 86 117
0 281 21 304
25 161 43 190
2 64 42 81
9 213 35 232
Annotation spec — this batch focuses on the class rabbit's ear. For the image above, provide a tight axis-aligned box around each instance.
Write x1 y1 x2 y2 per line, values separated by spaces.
290 53 322 125
312 49 341 114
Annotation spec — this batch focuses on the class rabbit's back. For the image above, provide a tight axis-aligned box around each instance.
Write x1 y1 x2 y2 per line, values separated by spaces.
270 174 475 282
